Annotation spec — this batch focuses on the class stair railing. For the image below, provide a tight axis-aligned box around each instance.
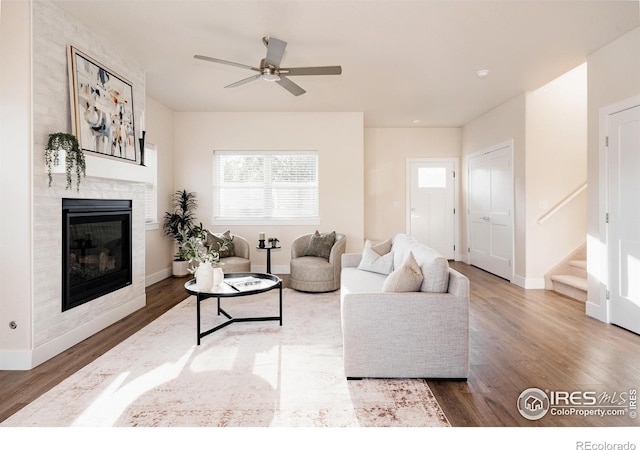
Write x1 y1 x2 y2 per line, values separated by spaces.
537 182 587 225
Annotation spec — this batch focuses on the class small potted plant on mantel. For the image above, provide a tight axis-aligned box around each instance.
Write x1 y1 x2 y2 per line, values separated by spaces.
44 132 86 191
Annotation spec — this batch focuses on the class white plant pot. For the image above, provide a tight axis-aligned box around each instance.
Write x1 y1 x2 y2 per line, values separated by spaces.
172 260 189 277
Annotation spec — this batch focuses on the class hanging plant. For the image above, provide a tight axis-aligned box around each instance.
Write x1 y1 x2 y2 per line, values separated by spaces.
44 132 86 191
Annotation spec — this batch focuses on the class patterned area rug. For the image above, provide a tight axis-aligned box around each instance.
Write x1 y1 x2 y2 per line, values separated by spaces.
2 288 449 427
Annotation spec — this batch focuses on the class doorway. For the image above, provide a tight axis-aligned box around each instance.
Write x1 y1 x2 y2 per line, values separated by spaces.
467 143 514 281
606 104 640 335
406 159 457 259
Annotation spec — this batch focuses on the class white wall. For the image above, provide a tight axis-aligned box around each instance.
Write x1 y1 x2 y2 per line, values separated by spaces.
586 27 640 321
173 112 364 273
144 96 175 285
525 63 587 284
363 128 461 243
462 94 527 283
0 0 33 367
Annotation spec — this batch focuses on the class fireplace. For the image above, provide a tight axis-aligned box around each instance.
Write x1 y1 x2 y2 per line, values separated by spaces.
62 198 132 312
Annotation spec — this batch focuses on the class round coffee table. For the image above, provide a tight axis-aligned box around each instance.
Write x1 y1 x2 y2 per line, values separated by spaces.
185 272 282 345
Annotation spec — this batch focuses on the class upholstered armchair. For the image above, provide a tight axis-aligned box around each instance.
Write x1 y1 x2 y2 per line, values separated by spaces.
205 231 251 273
289 231 346 292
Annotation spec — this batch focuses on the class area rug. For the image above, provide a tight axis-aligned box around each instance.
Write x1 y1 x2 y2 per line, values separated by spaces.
1 288 449 427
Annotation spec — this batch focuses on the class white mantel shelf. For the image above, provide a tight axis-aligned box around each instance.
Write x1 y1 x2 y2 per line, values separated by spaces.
48 150 151 184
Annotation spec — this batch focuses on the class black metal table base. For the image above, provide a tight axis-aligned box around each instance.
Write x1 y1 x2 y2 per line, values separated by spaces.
196 282 282 345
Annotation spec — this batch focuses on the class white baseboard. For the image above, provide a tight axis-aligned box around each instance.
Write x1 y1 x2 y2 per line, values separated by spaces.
0 350 33 370
586 300 608 323
512 275 545 289
146 267 172 287
28 294 146 370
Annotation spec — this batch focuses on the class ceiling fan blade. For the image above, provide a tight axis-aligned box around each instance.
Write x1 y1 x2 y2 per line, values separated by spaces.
225 74 261 88
280 66 342 76
194 55 259 72
276 76 306 96
264 37 287 68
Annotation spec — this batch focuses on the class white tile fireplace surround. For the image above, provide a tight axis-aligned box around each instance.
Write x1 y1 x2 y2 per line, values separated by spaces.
32 173 147 367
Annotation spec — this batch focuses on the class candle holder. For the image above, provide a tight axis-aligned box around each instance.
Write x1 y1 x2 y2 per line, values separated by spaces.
138 130 146 166
139 131 147 166
258 239 266 248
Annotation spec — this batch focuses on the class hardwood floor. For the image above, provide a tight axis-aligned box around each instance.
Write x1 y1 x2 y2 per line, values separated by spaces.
1 263 638 426
431 262 640 427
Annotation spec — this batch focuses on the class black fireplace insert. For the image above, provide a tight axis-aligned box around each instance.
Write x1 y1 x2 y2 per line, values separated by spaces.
62 198 132 312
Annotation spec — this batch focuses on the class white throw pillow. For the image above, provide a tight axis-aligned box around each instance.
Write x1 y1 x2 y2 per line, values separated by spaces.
358 245 394 275
382 251 424 292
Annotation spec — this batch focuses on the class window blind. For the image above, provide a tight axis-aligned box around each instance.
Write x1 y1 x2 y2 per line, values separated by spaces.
213 151 318 222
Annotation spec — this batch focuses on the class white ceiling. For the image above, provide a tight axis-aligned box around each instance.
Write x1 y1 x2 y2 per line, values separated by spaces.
53 0 639 128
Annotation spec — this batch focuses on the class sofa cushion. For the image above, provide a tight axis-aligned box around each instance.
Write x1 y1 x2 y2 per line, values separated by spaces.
291 256 335 282
409 242 449 293
357 245 394 275
382 251 424 292
391 233 418 269
206 230 235 258
341 267 387 294
219 256 250 273
303 230 336 260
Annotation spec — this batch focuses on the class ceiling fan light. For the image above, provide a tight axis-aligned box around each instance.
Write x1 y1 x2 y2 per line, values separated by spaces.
261 73 281 82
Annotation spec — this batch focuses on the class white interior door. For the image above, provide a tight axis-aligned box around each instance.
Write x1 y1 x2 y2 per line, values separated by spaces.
608 105 640 335
408 160 455 259
468 145 513 280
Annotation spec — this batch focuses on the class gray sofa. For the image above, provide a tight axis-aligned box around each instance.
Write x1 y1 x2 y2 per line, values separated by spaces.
340 233 469 379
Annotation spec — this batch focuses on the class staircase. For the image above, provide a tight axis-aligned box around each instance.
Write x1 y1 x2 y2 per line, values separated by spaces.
545 244 587 302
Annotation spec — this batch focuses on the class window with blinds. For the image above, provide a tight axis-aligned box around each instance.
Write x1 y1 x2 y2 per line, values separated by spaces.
144 146 158 228
213 151 319 224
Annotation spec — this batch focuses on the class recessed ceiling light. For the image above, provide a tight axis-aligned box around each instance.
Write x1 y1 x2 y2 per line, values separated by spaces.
476 69 490 78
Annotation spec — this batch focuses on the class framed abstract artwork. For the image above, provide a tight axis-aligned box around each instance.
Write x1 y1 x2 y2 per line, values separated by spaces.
68 46 137 162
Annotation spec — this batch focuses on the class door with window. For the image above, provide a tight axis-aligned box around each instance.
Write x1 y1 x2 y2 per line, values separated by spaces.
467 144 513 281
607 105 640 335
408 160 455 259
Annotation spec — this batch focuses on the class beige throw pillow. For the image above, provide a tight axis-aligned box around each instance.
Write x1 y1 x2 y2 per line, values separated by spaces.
382 251 424 292
366 238 392 256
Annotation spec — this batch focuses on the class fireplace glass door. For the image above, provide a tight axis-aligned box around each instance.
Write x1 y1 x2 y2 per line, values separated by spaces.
62 199 132 311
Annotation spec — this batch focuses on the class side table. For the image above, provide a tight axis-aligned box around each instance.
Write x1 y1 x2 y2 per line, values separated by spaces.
256 245 281 273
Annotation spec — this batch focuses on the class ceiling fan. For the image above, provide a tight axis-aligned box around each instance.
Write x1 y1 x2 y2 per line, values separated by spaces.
194 36 342 96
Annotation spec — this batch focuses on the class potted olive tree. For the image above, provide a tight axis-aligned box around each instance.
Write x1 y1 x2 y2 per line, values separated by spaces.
44 132 86 191
163 189 199 277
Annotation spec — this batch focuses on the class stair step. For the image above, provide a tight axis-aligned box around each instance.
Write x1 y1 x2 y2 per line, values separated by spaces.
550 274 587 302
551 274 587 290
569 260 587 270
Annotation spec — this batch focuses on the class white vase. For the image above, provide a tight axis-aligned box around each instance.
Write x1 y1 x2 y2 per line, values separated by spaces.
212 267 224 287
195 261 214 291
